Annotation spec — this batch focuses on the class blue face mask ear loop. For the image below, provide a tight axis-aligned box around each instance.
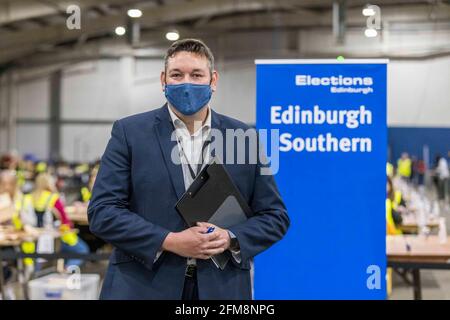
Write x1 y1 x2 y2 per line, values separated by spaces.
209 74 213 90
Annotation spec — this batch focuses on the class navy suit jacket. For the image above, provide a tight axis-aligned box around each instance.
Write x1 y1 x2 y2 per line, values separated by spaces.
88 104 289 300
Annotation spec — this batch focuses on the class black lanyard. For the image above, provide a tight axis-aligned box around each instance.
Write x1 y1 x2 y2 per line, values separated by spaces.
177 136 211 180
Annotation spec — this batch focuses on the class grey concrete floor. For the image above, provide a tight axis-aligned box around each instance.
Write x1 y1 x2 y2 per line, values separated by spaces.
389 269 450 300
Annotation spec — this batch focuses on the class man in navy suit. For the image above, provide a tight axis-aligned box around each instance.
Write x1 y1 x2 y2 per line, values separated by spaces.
88 39 289 300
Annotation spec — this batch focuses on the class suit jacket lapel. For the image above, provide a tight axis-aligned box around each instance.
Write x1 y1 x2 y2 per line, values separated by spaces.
154 105 186 200
210 109 227 166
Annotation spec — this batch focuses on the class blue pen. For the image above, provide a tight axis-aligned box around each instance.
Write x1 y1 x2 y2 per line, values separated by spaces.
206 226 215 233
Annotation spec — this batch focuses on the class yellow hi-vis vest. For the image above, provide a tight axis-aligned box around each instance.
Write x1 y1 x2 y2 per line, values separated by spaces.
80 187 92 203
21 241 35 267
397 158 412 178
59 224 78 246
386 198 402 235
394 190 402 210
386 162 394 178
17 191 78 246
12 193 25 230
29 191 58 213
35 162 47 173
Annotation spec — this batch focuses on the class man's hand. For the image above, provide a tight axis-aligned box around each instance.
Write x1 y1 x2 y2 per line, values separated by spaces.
162 224 229 259
196 222 231 252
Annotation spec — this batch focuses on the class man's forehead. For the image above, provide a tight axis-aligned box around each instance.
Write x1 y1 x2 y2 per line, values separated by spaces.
166 51 209 70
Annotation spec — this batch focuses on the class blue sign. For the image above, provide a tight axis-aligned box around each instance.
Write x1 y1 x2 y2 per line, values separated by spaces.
255 59 387 299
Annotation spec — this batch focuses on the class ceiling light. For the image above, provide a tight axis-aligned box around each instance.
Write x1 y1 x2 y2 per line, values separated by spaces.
364 28 377 37
362 7 376 16
166 30 180 41
127 9 142 18
115 26 126 36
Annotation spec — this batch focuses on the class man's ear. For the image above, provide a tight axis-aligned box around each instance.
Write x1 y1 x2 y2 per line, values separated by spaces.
210 70 219 92
160 71 166 92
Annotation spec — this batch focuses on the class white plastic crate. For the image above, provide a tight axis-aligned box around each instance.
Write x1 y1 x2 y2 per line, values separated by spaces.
28 273 100 300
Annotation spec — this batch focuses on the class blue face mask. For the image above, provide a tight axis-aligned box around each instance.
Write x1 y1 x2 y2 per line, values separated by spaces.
164 83 212 116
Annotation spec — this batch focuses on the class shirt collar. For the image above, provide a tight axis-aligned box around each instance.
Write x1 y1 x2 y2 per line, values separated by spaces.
167 104 211 136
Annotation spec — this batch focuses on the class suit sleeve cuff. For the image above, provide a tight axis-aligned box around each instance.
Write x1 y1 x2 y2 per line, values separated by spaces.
227 230 242 263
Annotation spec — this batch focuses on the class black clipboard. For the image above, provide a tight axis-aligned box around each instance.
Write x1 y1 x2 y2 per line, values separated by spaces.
175 157 252 269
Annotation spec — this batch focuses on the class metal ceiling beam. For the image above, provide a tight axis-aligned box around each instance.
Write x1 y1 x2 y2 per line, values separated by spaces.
0 0 139 25
199 4 450 30
0 0 329 51
1 0 447 65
